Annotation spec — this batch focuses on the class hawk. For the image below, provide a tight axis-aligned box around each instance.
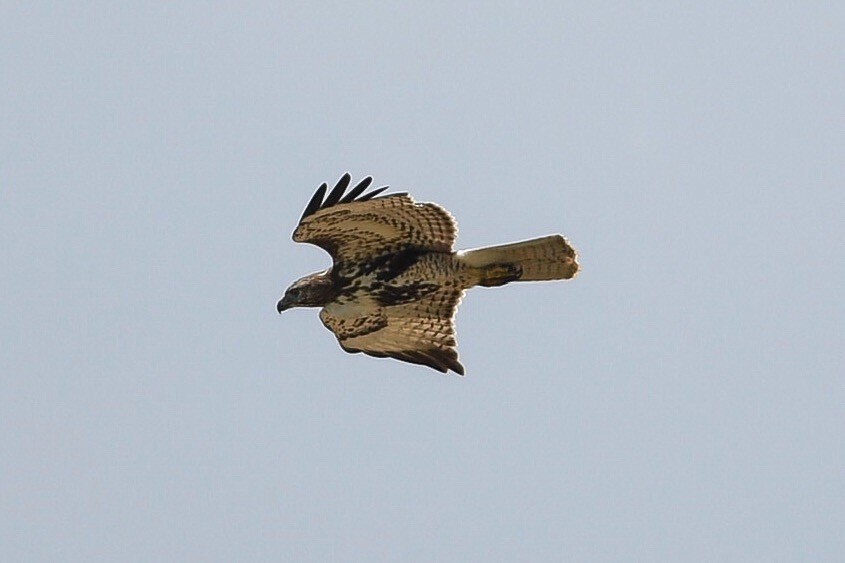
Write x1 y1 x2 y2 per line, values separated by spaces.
276 174 579 375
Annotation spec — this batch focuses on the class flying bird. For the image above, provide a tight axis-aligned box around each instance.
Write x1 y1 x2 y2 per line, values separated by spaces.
276 174 579 375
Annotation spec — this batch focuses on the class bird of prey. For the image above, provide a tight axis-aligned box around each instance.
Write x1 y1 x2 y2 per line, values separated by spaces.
276 174 579 375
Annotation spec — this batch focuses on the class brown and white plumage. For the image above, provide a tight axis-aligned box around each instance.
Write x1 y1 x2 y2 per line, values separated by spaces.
320 285 465 375
277 173 579 375
293 180 457 267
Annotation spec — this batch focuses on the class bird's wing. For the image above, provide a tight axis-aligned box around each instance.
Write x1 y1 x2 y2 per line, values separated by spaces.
319 287 465 375
293 174 457 265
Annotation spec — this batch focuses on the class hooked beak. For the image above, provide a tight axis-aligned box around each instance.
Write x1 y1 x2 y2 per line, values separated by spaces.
276 297 291 314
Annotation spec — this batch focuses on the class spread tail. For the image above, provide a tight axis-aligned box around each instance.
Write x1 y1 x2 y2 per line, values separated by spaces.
457 235 579 287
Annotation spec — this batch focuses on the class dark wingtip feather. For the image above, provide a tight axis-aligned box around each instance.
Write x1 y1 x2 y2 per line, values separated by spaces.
299 175 394 223
299 182 327 222
431 348 464 376
339 176 373 203
322 173 351 207
357 186 389 201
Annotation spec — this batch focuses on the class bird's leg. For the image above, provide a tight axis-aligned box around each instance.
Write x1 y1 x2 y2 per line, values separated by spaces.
477 263 522 287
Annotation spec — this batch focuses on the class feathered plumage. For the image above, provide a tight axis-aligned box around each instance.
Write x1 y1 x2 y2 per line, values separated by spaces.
277 173 579 375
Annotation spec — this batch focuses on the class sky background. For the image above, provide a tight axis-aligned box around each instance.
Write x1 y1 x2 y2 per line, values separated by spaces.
2 3 843 561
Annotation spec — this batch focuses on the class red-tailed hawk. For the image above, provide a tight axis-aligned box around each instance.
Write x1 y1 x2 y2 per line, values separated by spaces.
276 174 579 375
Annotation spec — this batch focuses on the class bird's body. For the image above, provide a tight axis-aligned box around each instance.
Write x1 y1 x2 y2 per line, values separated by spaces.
277 174 579 375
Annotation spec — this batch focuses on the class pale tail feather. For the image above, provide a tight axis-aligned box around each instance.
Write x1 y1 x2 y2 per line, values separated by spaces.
457 234 578 286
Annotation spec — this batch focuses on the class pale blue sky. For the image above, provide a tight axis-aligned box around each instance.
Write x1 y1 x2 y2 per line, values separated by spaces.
2 3 843 561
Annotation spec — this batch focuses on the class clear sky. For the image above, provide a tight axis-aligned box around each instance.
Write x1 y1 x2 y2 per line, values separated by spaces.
2 3 843 561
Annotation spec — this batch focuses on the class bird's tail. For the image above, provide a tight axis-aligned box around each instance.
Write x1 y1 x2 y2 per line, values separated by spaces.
457 235 579 287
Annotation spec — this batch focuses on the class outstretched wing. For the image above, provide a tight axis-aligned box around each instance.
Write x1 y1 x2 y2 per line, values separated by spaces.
293 173 458 265
319 287 465 375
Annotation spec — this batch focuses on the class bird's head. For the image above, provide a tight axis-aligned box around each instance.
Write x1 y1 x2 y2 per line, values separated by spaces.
276 271 334 313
